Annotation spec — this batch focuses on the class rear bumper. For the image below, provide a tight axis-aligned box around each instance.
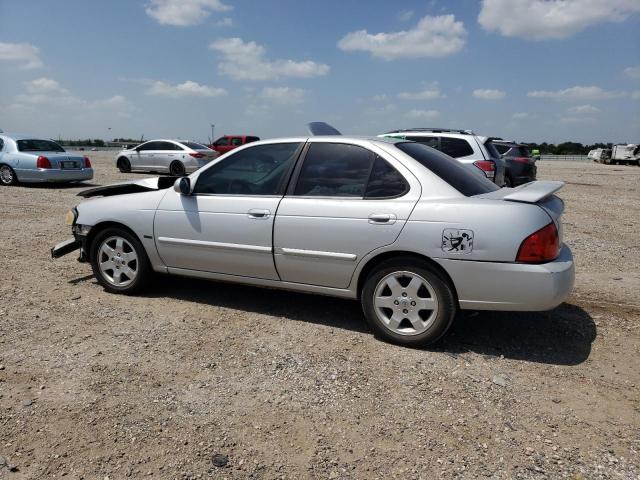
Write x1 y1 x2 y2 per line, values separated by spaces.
17 168 94 183
436 245 575 311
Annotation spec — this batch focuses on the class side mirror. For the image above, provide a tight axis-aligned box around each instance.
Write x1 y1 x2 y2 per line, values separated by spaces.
174 177 192 195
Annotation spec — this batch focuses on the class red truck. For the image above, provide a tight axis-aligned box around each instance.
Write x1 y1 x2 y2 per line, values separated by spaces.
209 135 260 154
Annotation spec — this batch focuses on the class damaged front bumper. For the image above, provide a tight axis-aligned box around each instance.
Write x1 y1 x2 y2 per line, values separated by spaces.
51 224 91 261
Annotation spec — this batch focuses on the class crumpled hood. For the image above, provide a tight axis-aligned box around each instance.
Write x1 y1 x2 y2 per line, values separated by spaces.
78 176 178 198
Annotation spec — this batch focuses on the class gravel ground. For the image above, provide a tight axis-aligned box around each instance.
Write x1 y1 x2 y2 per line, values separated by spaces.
1 155 639 479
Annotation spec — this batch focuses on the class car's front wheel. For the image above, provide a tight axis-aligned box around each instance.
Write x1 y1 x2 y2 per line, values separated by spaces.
117 157 131 173
361 258 457 347
0 165 18 186
90 227 151 294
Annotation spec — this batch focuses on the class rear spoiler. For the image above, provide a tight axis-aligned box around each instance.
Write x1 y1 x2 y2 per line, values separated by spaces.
477 181 564 204
502 181 564 203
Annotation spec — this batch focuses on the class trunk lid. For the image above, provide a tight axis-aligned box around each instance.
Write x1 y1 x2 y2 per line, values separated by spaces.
476 181 565 239
38 152 86 169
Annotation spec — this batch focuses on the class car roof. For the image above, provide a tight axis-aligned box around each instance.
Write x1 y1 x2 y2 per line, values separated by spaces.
0 133 56 141
385 128 476 135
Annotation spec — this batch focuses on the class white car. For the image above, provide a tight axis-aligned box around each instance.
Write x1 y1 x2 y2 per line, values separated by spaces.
52 125 574 347
380 128 506 186
115 139 218 176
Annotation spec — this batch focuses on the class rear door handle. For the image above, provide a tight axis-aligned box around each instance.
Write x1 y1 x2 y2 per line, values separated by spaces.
368 213 397 224
247 209 271 219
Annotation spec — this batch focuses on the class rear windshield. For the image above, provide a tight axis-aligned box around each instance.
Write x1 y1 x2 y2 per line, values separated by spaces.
512 146 531 157
17 139 65 152
484 140 502 160
181 142 210 150
395 142 499 196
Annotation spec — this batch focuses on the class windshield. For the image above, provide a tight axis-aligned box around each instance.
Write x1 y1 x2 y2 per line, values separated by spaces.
17 139 65 153
395 142 499 196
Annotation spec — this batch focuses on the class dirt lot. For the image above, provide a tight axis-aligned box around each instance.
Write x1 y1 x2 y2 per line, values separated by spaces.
1 155 639 479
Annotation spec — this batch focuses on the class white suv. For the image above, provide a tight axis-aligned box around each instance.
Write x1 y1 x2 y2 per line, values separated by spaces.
380 128 506 186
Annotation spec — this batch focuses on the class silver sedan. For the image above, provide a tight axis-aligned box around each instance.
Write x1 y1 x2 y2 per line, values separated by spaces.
52 131 574 347
0 133 93 185
115 139 218 176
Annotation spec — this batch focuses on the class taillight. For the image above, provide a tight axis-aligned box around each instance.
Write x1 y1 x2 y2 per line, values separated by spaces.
36 156 52 169
516 222 560 263
473 160 495 178
190 152 205 158
83 155 92 168
513 157 531 164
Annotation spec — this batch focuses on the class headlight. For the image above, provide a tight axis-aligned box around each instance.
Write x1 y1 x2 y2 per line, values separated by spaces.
65 208 78 226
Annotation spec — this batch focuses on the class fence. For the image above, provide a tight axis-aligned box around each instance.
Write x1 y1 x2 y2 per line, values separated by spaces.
539 155 589 162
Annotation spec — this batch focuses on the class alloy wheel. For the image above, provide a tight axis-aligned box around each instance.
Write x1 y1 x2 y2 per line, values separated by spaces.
373 271 439 336
97 236 139 287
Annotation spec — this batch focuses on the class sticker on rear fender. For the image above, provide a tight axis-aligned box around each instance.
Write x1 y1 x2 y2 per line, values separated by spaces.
442 229 474 254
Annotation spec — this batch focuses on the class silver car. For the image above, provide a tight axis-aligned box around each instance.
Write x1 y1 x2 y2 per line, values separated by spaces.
0 133 94 186
115 139 218 176
52 131 574 347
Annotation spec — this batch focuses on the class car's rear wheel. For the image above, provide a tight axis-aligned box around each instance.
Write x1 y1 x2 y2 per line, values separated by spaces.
117 157 131 173
90 227 151 294
169 161 186 176
0 165 18 186
361 258 457 347
505 175 514 187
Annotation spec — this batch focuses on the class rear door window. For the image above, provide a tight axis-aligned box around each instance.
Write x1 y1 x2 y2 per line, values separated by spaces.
439 137 474 158
364 157 409 199
231 137 243 146
293 143 374 197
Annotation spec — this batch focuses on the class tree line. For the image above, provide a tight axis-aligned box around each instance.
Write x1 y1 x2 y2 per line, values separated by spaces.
522 142 620 155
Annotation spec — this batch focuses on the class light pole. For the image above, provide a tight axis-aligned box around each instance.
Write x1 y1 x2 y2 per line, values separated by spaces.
211 124 215 144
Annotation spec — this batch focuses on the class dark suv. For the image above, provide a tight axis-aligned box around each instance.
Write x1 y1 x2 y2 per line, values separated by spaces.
491 141 537 187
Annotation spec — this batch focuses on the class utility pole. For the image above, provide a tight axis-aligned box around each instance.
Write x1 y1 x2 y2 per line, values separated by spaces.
211 124 215 143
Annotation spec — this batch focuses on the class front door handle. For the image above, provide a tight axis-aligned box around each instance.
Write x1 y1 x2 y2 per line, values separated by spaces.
247 209 271 219
368 213 397 224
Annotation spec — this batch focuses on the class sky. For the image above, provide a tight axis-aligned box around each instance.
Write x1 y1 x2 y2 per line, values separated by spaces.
1 0 639 144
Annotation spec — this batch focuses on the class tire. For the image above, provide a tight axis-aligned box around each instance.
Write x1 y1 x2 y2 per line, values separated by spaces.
361 257 457 347
505 175 514 188
90 227 151 294
169 161 186 176
117 157 131 173
0 164 18 186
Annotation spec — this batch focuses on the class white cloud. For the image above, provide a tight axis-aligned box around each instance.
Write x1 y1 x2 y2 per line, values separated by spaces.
398 85 445 100
147 80 227 97
338 15 466 60
512 112 530 119
632 91 640 100
372 94 389 102
12 77 132 115
559 116 596 124
0 42 43 69
624 66 640 80
259 87 306 105
527 85 625 101
209 38 330 81
145 0 231 26
567 104 600 114
478 0 640 40
405 109 440 119
473 88 506 100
